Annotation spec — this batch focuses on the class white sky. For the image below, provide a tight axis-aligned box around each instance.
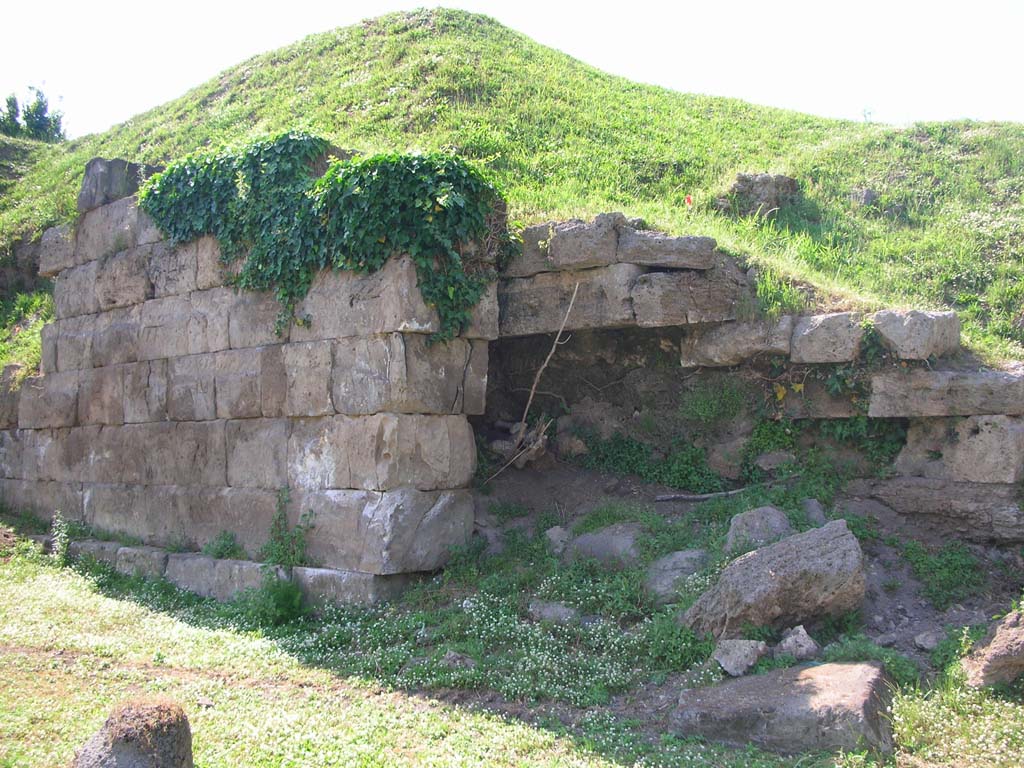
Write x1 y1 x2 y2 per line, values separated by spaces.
2 0 1022 138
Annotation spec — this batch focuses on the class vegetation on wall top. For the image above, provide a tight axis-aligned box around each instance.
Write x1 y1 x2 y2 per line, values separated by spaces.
139 131 510 339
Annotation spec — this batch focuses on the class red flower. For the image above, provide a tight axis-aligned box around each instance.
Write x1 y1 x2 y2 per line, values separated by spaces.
685 195 693 206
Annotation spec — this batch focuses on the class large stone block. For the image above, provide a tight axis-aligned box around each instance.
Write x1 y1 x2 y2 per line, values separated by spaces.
292 566 413 607
117 421 225 486
292 488 473 573
290 256 439 341
33 426 101 483
74 197 144 264
54 314 96 371
229 292 288 349
38 224 75 277
53 261 99 319
283 341 333 417
215 348 263 419
78 366 124 426
871 310 960 360
68 538 120 565
76 158 160 214
191 235 228 290
331 334 486 416
95 246 153 311
506 213 623 277
259 345 287 417
226 418 290 488
631 261 749 328
123 359 168 423
869 369 1024 417
499 263 643 337
0 430 24 478
39 324 57 374
670 662 893 754
287 414 475 492
138 296 191 360
464 281 499 341
896 416 1024 484
115 545 168 578
680 317 793 367
84 483 162 541
187 288 233 355
147 241 196 298
616 226 717 270
790 313 864 364
165 554 278 602
167 354 217 421
0 479 83 521
92 305 141 367
18 372 78 429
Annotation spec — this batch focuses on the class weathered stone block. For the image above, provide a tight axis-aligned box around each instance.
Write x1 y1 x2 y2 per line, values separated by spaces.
68 538 120 565
148 241 196 298
871 310 959 360
283 341 333 416
292 566 413 607
226 418 289 488
115 545 168 578
34 426 101 483
631 262 749 328
869 369 1024 417
128 421 225 486
165 554 274 602
680 317 793 367
215 348 263 419
138 296 190 360
506 213 623 277
229 292 287 349
292 488 473 573
191 235 228 290
499 263 642 337
84 483 155 541
670 662 893 754
76 158 160 213
123 360 168 423
92 305 141 367
74 197 141 264
896 416 1024 484
331 334 486 416
287 414 475 492
53 261 99 319
260 345 287 417
95 246 153 311
0 430 24 478
616 226 717 270
290 256 438 341
40 323 58 374
54 314 96 371
88 425 150 484
167 354 217 421
18 372 78 429
38 224 75 277
0 479 83 521
790 313 864 364
464 281 499 340
78 366 124 426
187 288 233 355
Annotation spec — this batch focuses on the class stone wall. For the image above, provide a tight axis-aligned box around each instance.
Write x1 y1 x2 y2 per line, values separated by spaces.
0 160 497 601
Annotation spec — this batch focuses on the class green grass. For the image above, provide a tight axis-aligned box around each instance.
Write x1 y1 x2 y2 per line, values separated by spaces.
0 9 1022 359
899 540 986 610
0 289 52 378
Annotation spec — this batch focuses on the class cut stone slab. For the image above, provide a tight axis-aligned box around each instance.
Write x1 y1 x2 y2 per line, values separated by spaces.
68 539 121 566
615 226 717 269
498 263 642 337
670 662 893 754
680 317 793 367
54 261 99 319
682 520 865 638
506 213 623 277
292 566 412 607
18 372 78 429
895 416 1024 484
869 369 1024 417
123 359 168 424
631 261 749 328
527 599 581 625
871 309 960 360
644 549 710 606
72 696 193 768
790 313 864 363
115 545 169 579
95 245 154 311
293 488 474 573
713 639 769 676
724 506 793 554
165 554 284 602
775 625 821 660
38 224 75 277
54 314 96 372
74 196 156 266
564 522 643 570
76 158 161 213
962 610 1024 688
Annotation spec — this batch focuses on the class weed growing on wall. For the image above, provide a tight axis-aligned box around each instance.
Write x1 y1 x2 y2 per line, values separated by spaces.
258 488 314 568
139 132 511 340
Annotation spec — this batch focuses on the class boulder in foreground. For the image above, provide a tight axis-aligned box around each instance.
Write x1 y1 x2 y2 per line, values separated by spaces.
73 696 193 767
962 610 1024 688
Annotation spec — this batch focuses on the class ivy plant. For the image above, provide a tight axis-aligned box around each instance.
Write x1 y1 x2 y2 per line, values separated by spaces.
139 132 510 339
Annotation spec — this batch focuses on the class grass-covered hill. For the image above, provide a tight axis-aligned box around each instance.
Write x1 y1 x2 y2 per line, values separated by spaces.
1 7 1022 359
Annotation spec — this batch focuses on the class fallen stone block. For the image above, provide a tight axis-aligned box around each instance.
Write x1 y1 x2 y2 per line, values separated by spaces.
76 158 161 214
869 369 1024 417
713 638 768 676
871 309 960 360
631 261 749 327
292 566 413 607
527 599 581 625
790 313 864 363
775 625 821 660
682 520 864 638
962 610 1024 688
115 545 169 579
38 224 75 277
72 696 193 768
499 263 642 337
670 662 893 754
680 317 793 367
896 416 1024 484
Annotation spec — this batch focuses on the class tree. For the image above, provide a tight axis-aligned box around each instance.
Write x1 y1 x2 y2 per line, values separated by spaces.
0 87 65 142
